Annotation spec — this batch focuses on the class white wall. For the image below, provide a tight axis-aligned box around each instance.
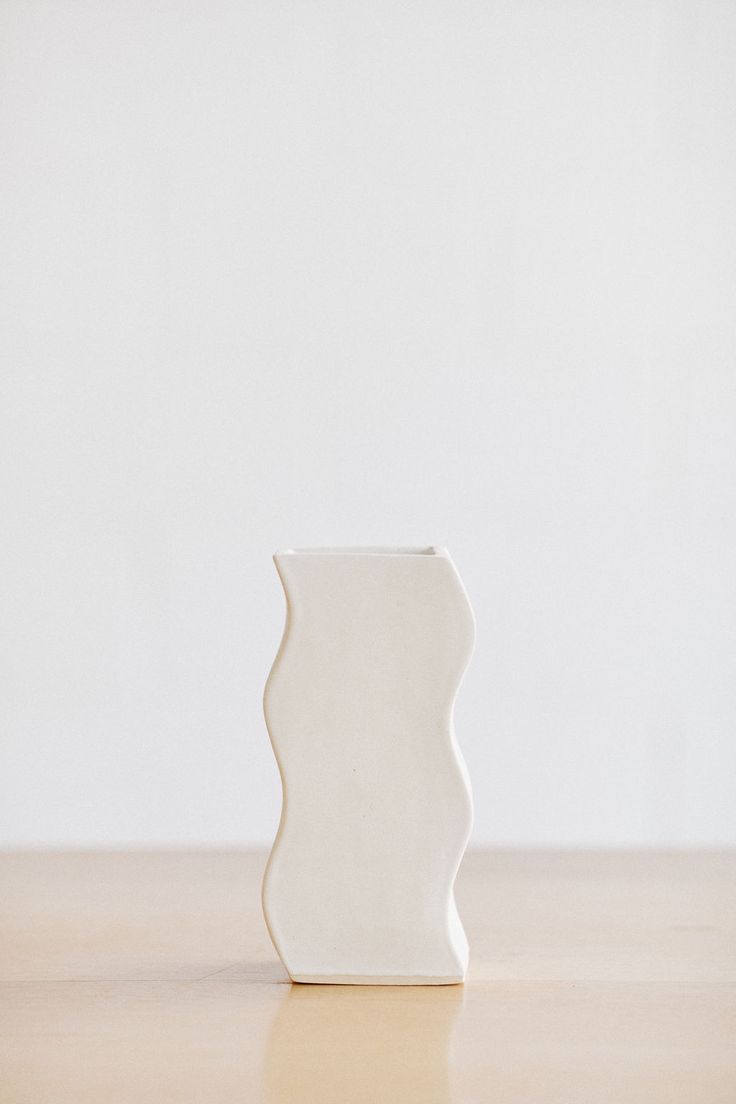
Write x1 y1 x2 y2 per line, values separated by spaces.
2 0 735 848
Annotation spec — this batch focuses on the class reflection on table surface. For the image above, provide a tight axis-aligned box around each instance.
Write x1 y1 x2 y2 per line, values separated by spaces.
265 981 464 1104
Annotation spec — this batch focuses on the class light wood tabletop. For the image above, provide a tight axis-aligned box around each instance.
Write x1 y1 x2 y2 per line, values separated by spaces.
1 849 734 1103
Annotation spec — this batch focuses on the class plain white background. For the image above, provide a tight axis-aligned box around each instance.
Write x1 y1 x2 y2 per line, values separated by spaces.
1 0 735 848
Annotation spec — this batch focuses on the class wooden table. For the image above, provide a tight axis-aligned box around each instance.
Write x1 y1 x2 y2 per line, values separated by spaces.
1 850 734 1102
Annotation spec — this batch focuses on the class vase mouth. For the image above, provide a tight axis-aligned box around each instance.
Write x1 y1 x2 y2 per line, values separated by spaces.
276 546 447 558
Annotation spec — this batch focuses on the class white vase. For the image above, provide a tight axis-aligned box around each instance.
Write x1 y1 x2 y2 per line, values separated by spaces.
262 546 475 985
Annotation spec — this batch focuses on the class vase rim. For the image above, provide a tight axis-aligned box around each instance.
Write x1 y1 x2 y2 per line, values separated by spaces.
276 545 448 558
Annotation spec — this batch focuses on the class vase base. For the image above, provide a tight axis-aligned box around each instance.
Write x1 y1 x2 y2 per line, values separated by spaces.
289 972 465 986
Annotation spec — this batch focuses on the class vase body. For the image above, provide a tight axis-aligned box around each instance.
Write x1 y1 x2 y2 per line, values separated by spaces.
262 546 474 984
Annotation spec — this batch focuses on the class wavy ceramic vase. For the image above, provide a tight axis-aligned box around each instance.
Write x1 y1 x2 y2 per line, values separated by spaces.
262 547 474 985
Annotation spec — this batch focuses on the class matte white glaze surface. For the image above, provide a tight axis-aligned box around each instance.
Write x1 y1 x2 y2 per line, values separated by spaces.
262 547 474 984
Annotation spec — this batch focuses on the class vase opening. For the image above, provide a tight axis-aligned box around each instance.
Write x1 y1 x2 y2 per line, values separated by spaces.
276 546 444 557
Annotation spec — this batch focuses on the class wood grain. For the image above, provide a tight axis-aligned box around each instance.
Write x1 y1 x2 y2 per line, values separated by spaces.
1 850 734 1102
